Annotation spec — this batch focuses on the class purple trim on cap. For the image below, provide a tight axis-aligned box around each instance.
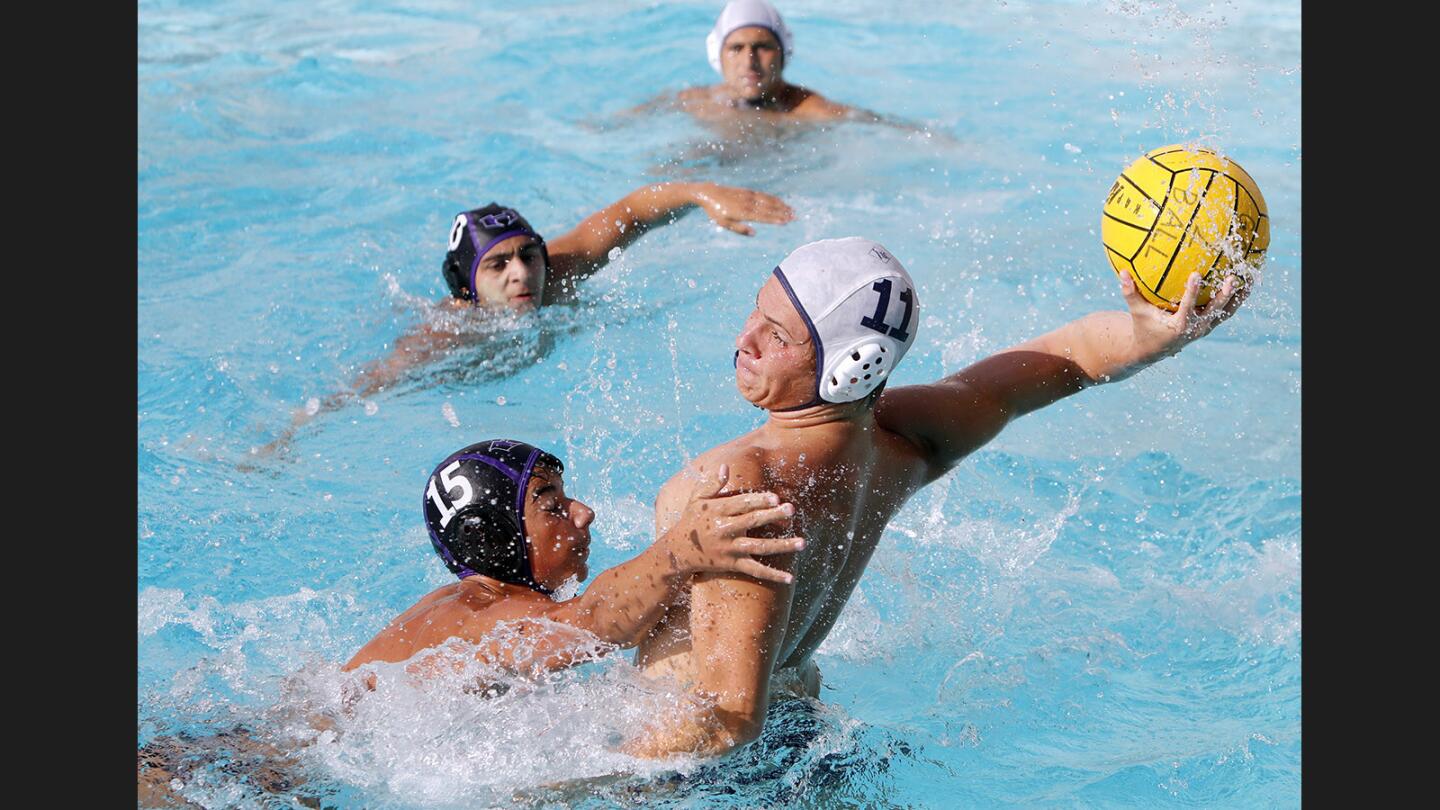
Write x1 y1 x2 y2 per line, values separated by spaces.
450 453 522 485
771 266 826 410
514 447 553 593
467 228 540 306
516 447 542 542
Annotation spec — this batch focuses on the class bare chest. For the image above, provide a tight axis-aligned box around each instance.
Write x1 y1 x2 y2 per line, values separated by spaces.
640 447 917 671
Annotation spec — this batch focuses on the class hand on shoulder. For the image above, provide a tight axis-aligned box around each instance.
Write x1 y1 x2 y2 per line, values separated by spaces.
659 463 803 584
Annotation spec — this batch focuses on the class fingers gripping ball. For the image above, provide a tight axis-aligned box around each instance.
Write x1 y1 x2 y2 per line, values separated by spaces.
1101 144 1269 311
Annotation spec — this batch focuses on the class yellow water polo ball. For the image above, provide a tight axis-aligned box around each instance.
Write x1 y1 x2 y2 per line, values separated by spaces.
1101 144 1269 311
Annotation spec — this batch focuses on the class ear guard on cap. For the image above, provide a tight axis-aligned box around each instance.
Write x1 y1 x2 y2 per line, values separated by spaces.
821 340 893 403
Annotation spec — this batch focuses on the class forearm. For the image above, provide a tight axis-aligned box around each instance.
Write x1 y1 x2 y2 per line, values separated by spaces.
611 182 704 235
253 346 413 459
1023 310 1158 386
555 542 690 647
624 704 751 759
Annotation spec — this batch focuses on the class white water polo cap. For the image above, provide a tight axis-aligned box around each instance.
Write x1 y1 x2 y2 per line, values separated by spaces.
771 237 919 407
706 0 794 74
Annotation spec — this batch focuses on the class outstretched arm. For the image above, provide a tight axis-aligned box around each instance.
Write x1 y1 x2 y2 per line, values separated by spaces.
789 88 942 138
877 270 1249 479
617 90 683 118
249 320 462 460
544 182 794 292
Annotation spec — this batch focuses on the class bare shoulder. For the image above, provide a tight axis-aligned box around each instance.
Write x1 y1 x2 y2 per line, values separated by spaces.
421 581 552 641
691 436 776 490
677 85 728 110
711 443 773 491
653 437 767 533
788 87 854 120
677 86 711 103
459 587 554 629
874 377 1014 481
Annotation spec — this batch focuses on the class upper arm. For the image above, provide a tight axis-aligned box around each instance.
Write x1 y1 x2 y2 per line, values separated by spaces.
545 192 661 290
875 343 1093 477
681 451 795 745
544 220 613 291
621 90 679 117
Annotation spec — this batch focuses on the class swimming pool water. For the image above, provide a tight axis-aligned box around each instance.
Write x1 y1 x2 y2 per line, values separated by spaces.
138 1 1301 806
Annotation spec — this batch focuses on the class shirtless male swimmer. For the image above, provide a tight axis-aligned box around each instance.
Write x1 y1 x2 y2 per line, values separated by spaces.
259 182 793 454
624 236 1250 757
641 0 884 126
343 438 803 678
142 439 802 805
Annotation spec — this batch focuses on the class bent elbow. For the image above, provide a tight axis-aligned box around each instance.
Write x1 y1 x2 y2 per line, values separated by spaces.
709 709 765 754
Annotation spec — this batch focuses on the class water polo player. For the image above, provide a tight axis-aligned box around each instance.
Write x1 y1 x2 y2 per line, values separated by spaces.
143 438 799 805
625 238 1248 757
342 439 804 678
255 181 793 459
442 181 794 311
634 0 885 125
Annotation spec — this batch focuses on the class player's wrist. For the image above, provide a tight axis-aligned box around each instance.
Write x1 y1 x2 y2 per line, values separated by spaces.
654 529 705 575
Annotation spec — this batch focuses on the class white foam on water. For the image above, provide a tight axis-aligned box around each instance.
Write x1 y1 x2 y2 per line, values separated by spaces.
285 630 718 806
921 494 1082 577
139 587 210 637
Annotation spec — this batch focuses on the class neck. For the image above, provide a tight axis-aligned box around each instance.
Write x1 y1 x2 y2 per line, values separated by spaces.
459 575 525 597
764 398 874 431
726 82 790 110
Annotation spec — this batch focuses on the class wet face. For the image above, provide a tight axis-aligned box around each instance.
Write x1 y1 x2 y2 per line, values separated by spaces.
720 26 784 101
470 235 547 312
522 467 595 590
734 276 817 410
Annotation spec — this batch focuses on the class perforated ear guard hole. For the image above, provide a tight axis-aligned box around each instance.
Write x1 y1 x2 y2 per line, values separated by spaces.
822 341 892 403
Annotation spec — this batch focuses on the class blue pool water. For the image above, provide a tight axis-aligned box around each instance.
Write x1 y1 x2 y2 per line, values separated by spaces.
138 0 1301 806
